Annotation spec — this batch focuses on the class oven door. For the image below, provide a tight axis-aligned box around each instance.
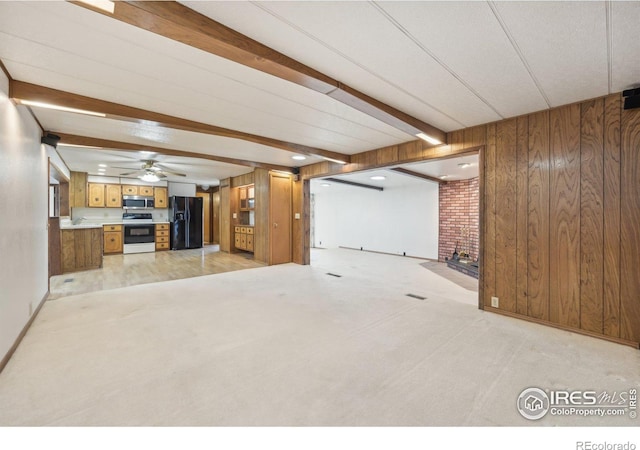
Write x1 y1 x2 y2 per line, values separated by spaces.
124 224 155 244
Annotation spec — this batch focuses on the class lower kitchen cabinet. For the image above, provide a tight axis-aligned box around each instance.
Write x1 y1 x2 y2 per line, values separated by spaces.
103 224 123 254
234 226 254 252
61 228 103 273
156 223 169 251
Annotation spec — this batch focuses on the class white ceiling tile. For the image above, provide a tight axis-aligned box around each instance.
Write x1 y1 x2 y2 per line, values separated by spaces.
494 1 608 107
184 0 476 131
375 1 548 119
610 1 640 92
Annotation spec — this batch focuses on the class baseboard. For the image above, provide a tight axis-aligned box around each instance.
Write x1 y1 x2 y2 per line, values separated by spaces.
338 246 437 262
0 290 49 374
484 306 640 349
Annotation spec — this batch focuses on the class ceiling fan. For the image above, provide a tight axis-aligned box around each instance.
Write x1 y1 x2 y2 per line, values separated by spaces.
116 159 187 181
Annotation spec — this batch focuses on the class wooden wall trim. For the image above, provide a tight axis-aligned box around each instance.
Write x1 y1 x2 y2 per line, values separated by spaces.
0 291 49 374
484 306 639 349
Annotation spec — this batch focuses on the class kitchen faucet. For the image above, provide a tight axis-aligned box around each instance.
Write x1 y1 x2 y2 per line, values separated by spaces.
72 216 87 225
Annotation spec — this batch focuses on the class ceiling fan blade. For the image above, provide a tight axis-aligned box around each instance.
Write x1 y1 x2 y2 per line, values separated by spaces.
113 166 141 170
119 171 140 176
154 163 187 177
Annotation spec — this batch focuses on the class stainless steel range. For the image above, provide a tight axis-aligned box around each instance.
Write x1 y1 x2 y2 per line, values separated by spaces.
122 213 155 254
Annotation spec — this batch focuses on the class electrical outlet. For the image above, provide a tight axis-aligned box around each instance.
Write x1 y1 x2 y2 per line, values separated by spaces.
491 296 499 308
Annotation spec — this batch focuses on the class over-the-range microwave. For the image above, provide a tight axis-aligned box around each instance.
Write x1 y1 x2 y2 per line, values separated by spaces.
122 195 155 209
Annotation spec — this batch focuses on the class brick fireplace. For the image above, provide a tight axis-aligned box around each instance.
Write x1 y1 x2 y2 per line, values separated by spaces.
438 177 479 263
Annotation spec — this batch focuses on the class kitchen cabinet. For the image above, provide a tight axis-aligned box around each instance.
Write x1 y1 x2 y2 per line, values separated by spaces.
61 228 103 273
103 224 123 254
105 184 121 208
88 183 122 208
155 223 169 251
139 186 154 196
88 183 105 207
69 171 87 208
122 185 138 196
234 226 254 252
154 187 168 209
239 185 255 211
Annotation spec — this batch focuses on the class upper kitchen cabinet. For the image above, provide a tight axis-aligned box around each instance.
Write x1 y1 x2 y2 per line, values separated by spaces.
88 183 122 208
122 185 139 196
139 186 154 196
69 171 87 208
154 187 168 209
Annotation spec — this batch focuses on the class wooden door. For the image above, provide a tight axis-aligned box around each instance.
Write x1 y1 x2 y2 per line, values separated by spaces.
105 184 121 208
88 183 105 207
212 190 220 244
269 173 292 265
196 191 211 244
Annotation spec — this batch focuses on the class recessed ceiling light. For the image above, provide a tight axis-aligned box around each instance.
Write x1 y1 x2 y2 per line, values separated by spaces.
139 150 155 155
76 0 115 14
58 143 104 149
321 183 331 187
99 164 107 168
322 157 348 165
17 100 106 117
370 176 386 181
458 163 471 168
292 155 306 161
439 175 450 179
416 133 442 145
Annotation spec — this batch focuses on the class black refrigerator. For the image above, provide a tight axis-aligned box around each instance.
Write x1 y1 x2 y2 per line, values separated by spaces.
169 196 203 250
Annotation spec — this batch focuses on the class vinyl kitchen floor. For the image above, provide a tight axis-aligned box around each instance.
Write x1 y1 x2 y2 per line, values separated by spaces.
49 245 264 299
3 248 639 426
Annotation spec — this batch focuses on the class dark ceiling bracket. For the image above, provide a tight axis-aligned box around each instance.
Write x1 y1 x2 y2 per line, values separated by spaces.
324 177 384 191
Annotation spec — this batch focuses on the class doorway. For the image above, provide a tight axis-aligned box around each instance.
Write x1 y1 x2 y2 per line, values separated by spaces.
196 190 212 244
269 172 292 265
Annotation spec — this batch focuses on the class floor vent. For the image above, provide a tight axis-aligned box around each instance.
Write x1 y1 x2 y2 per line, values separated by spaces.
326 272 342 278
63 278 74 283
406 293 426 300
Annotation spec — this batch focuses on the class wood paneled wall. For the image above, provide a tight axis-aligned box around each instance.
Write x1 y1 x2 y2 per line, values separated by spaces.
457 93 639 346
253 168 270 264
292 91 639 347
219 178 231 252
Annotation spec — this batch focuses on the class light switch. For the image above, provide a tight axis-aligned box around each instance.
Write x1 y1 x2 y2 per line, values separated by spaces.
233 213 237 219
294 213 301 220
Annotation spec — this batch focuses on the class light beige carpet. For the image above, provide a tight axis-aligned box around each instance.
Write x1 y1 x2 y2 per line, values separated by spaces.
0 249 638 426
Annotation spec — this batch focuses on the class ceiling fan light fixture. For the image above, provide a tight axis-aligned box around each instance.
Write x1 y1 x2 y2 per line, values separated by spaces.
140 172 160 183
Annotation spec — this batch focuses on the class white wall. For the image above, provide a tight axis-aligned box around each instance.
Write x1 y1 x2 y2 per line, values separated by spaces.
168 182 196 197
0 70 49 361
312 180 439 259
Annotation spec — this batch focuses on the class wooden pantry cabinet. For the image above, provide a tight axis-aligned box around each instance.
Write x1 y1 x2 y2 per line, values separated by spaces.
103 224 123 254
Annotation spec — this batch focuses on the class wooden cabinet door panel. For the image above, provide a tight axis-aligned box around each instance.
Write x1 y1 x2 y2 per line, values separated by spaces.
88 183 105 208
104 231 122 254
154 187 168 208
139 186 154 196
122 185 138 196
105 184 121 208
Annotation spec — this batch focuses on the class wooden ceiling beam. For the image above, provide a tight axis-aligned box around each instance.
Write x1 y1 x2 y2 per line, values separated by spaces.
391 167 445 184
71 0 447 144
11 80 349 163
323 177 384 192
53 133 294 173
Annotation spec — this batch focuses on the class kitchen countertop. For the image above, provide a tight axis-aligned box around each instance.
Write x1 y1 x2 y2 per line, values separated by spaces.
60 220 169 229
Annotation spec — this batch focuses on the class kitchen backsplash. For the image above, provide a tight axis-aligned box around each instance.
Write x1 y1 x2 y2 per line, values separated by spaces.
71 207 169 223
